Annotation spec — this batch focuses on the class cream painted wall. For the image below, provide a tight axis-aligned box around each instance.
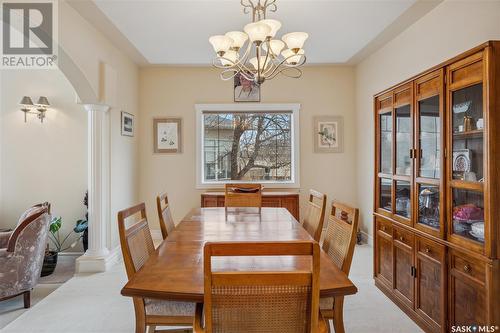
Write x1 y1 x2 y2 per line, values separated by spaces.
355 0 500 239
0 69 87 252
57 1 140 250
139 66 356 229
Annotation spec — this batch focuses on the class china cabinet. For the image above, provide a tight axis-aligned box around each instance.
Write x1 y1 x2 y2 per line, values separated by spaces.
373 42 500 333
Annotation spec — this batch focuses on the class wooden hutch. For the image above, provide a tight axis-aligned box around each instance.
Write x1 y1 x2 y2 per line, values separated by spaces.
373 41 500 332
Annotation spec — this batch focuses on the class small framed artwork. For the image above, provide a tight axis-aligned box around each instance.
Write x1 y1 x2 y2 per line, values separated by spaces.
314 116 344 153
121 111 134 137
153 118 182 153
234 72 260 102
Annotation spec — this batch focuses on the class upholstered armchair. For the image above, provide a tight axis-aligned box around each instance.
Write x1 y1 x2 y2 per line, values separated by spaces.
0 206 51 308
0 203 51 249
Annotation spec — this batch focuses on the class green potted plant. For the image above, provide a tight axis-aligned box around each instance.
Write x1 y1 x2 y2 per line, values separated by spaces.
41 216 87 277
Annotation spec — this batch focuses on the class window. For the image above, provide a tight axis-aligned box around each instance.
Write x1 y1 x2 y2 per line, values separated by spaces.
196 104 300 188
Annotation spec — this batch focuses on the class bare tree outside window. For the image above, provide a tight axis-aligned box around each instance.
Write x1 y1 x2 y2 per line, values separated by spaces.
203 112 292 182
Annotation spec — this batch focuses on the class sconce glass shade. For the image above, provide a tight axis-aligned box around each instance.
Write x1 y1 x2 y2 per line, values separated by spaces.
282 32 309 50
209 35 234 54
282 48 305 64
260 19 282 38
263 39 285 56
36 96 50 107
225 31 248 50
19 96 34 106
244 21 271 43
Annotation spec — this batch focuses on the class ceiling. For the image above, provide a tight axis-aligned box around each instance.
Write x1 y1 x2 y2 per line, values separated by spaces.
91 0 417 65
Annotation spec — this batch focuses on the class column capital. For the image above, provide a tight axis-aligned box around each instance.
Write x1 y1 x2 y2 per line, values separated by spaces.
83 104 110 113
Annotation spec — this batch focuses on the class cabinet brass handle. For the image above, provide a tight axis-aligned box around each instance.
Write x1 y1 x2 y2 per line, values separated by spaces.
425 247 431 253
463 264 472 273
399 236 404 241
382 226 386 231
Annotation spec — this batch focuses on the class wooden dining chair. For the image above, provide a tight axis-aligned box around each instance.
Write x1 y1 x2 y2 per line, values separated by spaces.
319 201 359 333
224 183 262 208
118 203 195 333
156 192 175 240
302 190 327 242
194 241 327 333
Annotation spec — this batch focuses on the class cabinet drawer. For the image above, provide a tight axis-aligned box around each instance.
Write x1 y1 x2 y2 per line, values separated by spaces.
394 226 414 248
450 250 486 283
377 218 392 237
416 236 445 262
202 196 218 207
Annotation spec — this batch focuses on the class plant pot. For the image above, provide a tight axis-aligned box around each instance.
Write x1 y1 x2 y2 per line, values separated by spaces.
41 251 58 277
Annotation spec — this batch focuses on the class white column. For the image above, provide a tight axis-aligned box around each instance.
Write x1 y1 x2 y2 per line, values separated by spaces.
76 104 117 273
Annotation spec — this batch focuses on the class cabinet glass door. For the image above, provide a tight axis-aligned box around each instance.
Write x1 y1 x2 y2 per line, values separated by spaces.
447 54 486 253
451 189 484 244
414 70 444 238
418 96 440 179
417 184 440 230
380 112 392 174
451 83 484 183
395 105 412 176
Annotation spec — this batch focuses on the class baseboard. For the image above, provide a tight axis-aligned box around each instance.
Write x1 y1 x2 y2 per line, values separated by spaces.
360 230 373 246
58 251 84 257
75 246 121 273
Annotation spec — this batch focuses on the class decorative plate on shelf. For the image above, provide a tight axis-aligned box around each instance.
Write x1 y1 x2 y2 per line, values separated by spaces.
453 149 471 172
469 230 485 241
453 101 472 114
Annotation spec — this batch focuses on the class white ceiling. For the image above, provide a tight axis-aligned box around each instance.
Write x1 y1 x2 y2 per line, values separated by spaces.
93 0 417 65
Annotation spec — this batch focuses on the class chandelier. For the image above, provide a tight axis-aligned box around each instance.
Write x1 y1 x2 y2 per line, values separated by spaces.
208 0 308 85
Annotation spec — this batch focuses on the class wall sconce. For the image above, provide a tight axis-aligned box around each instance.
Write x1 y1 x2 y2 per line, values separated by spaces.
19 96 50 123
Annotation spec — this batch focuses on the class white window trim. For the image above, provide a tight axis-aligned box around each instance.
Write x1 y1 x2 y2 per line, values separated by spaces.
195 103 300 189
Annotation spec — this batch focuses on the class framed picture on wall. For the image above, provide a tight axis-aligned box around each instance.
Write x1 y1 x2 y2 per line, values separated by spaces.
234 72 260 102
121 111 134 137
313 116 344 153
153 118 182 153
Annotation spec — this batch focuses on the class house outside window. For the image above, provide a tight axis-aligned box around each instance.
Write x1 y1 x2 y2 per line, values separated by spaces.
196 104 300 188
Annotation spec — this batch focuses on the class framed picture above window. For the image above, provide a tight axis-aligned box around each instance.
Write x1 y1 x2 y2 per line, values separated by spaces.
234 72 261 102
121 111 134 137
195 104 300 188
314 116 344 153
153 118 182 154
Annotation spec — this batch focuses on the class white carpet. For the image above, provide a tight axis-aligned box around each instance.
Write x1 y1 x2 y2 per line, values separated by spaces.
1 245 423 333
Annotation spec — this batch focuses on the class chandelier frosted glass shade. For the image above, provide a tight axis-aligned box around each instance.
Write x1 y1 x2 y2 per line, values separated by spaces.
244 22 271 43
282 48 304 65
282 32 309 51
263 39 285 56
209 0 308 84
260 19 281 38
220 50 239 66
225 31 248 50
209 35 234 55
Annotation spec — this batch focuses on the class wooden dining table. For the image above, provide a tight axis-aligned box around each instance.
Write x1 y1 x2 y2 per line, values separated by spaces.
121 207 357 302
